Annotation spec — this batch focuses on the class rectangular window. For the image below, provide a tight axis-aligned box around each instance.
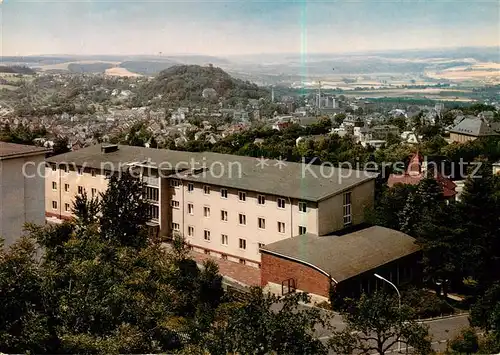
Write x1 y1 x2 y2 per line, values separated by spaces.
52 201 57 210
204 250 210 255
221 254 228 260
64 203 70 212
188 183 194 192
221 234 228 245
145 187 159 202
258 217 266 229
239 259 246 265
64 184 69 192
77 167 83 175
204 185 210 195
51 164 57 172
91 188 97 197
258 243 265 250
239 213 246 225
343 192 352 226
298 201 307 213
148 205 159 220
172 223 180 231
221 210 228 221
239 238 247 250
299 226 307 235
91 169 96 177
188 226 194 237
78 186 83 195
171 200 180 209
277 198 286 209
258 195 266 205
278 222 286 234
170 179 180 188
63 165 68 173
204 206 211 218
238 191 246 201
220 188 228 199
188 203 194 215
204 230 211 241
52 181 57 190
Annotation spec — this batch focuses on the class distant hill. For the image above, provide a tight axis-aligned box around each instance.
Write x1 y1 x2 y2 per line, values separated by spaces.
119 61 178 75
141 65 269 103
0 65 35 75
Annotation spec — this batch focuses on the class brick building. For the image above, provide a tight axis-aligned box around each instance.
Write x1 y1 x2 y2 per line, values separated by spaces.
260 226 420 300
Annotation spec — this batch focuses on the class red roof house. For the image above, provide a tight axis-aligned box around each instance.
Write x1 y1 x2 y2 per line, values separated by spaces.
388 153 457 198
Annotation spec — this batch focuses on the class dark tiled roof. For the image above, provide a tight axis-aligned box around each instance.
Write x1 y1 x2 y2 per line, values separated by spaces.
261 226 420 283
46 144 377 202
0 142 49 160
449 117 500 137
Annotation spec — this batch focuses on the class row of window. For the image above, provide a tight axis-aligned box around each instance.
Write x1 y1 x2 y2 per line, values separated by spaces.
179 223 304 239
172 180 305 211
52 182 97 197
51 165 97 177
183 226 266 252
51 201 72 212
184 204 292 232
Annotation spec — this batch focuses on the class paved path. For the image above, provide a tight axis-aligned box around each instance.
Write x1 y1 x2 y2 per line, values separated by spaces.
316 313 470 354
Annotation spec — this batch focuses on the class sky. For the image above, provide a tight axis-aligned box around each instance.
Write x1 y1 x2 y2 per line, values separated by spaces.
0 0 499 56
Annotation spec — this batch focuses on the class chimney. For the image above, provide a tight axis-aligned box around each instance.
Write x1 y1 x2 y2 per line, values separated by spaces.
101 144 119 154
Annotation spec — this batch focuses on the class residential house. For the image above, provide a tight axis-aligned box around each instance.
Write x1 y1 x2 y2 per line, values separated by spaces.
1 142 49 247
387 152 457 199
449 117 500 143
45 144 377 269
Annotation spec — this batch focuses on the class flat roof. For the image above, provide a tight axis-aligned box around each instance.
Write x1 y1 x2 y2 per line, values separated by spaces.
0 142 50 160
261 226 420 283
46 144 376 202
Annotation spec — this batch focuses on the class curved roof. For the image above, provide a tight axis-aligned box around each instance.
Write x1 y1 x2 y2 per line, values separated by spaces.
261 226 420 283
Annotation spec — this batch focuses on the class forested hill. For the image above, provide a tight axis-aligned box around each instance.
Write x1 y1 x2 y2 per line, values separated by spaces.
140 64 269 104
0 65 35 74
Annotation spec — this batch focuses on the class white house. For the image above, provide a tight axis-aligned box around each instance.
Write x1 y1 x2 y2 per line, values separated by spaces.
0 143 49 247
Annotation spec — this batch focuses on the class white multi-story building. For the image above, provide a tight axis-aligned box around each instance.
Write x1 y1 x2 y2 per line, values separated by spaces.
0 142 49 247
46 144 376 268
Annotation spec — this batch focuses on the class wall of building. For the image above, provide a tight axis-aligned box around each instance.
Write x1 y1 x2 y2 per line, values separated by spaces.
449 133 477 143
1 155 46 246
172 180 319 265
260 252 332 298
45 165 109 220
317 180 374 236
44 165 373 269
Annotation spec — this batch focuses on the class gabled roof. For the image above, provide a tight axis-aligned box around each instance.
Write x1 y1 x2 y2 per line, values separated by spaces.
0 142 49 160
449 117 500 137
261 226 420 283
387 153 457 197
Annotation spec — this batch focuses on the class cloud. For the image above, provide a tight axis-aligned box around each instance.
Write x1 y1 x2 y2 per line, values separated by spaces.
1 0 499 56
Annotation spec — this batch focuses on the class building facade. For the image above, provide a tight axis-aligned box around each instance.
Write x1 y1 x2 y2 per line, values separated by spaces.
1 142 49 247
46 144 376 268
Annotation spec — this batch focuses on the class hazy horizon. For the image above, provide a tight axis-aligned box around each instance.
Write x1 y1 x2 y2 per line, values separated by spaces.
1 0 499 57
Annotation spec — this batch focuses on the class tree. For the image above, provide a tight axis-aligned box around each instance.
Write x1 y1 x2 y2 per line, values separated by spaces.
72 189 100 226
52 136 71 155
0 237 51 353
328 292 432 355
202 288 330 355
99 171 150 249
470 282 500 345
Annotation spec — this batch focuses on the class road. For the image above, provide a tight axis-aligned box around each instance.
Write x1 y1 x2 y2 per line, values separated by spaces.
302 305 470 354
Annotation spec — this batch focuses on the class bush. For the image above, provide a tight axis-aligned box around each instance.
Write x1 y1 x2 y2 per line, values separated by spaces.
449 328 479 354
402 286 455 319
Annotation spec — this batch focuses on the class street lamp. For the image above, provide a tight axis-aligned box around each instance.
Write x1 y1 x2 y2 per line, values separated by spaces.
374 273 402 353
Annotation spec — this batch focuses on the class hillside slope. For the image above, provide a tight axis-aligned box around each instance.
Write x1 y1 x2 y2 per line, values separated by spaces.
141 65 269 103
